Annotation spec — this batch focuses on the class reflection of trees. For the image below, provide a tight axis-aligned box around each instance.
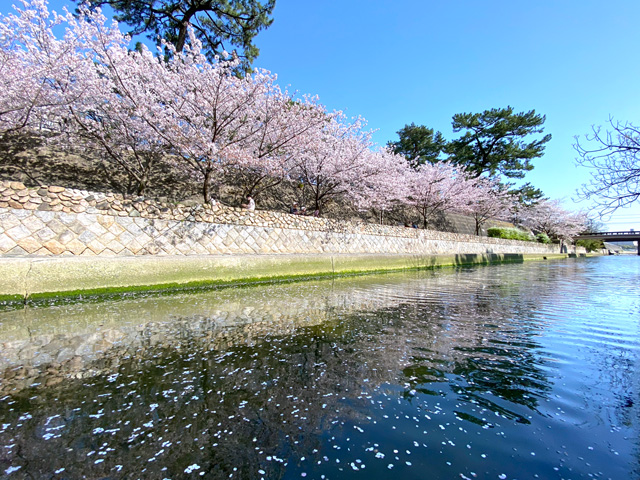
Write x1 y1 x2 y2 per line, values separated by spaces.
1 260 614 478
394 265 559 424
0 327 374 478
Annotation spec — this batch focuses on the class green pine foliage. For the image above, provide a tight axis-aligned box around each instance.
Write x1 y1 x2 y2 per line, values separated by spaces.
446 106 552 179
75 0 276 71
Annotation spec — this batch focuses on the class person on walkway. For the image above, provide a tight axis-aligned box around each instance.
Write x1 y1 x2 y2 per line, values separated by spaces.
290 203 299 215
243 196 255 212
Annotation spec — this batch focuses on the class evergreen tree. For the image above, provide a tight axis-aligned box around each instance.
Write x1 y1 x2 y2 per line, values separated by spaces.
75 0 275 70
446 106 551 179
508 182 546 207
388 123 446 169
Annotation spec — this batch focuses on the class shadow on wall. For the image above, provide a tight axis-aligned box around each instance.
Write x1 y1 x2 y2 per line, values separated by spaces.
419 253 526 269
455 253 525 266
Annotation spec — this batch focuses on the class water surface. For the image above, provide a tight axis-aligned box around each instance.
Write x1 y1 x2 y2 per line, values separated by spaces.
0 256 638 479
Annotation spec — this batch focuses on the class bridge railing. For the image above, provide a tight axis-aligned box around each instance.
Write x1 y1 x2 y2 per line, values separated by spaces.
578 231 637 237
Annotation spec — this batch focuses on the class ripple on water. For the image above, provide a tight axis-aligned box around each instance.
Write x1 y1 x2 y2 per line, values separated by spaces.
0 257 638 479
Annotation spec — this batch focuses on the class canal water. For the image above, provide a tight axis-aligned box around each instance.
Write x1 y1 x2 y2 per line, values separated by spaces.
0 256 638 479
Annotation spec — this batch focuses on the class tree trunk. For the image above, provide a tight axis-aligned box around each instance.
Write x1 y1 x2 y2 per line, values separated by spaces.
136 178 146 196
175 6 199 52
203 168 212 204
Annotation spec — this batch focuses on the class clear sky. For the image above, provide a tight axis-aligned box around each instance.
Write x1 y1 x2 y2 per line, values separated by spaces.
4 0 640 231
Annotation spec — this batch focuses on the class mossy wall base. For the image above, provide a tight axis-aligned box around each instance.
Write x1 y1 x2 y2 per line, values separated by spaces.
0 253 576 306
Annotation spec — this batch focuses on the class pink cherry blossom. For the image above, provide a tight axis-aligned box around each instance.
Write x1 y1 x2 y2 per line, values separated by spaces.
404 162 478 228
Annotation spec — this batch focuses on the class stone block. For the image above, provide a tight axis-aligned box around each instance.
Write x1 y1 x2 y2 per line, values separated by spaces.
192 242 209 255
86 221 108 237
108 221 126 236
57 231 75 245
66 239 87 255
97 215 115 228
43 239 66 255
58 212 77 226
34 210 55 223
117 230 136 246
22 202 38 211
5 224 31 241
77 214 97 227
17 237 42 254
144 244 160 255
77 230 97 244
99 231 116 244
123 221 144 237
174 242 192 254
105 239 125 254
222 234 235 247
33 227 57 243
126 239 144 254
132 231 153 248
87 239 106 254
20 215 45 233
46 218 67 235
6 245 28 256
0 211 21 230
13 208 34 220
0 233 17 252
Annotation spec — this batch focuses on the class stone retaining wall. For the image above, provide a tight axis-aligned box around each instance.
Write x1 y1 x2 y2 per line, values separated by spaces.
0 180 577 257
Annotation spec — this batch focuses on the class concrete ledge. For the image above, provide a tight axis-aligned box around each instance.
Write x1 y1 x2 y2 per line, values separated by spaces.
0 253 573 307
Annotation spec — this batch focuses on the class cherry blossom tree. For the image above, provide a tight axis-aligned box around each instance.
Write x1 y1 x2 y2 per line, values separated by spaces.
0 0 102 148
3 0 456 216
142 41 274 203
358 146 412 223
520 199 587 241
288 116 409 215
404 161 477 229
460 176 516 235
0 0 172 194
59 6 173 195
1 0 66 136
226 93 330 203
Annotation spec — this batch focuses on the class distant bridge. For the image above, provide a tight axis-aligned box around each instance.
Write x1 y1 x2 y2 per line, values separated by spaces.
575 231 640 255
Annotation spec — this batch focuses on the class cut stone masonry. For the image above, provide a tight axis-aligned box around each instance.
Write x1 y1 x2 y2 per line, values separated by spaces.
0 180 577 257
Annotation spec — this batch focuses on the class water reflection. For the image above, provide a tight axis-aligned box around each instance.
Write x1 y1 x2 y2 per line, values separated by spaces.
0 257 638 479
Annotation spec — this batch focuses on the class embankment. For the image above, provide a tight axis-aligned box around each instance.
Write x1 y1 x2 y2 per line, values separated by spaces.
0 181 584 304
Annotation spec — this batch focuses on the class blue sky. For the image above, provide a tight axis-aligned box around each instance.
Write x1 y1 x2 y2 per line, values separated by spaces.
4 0 640 230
